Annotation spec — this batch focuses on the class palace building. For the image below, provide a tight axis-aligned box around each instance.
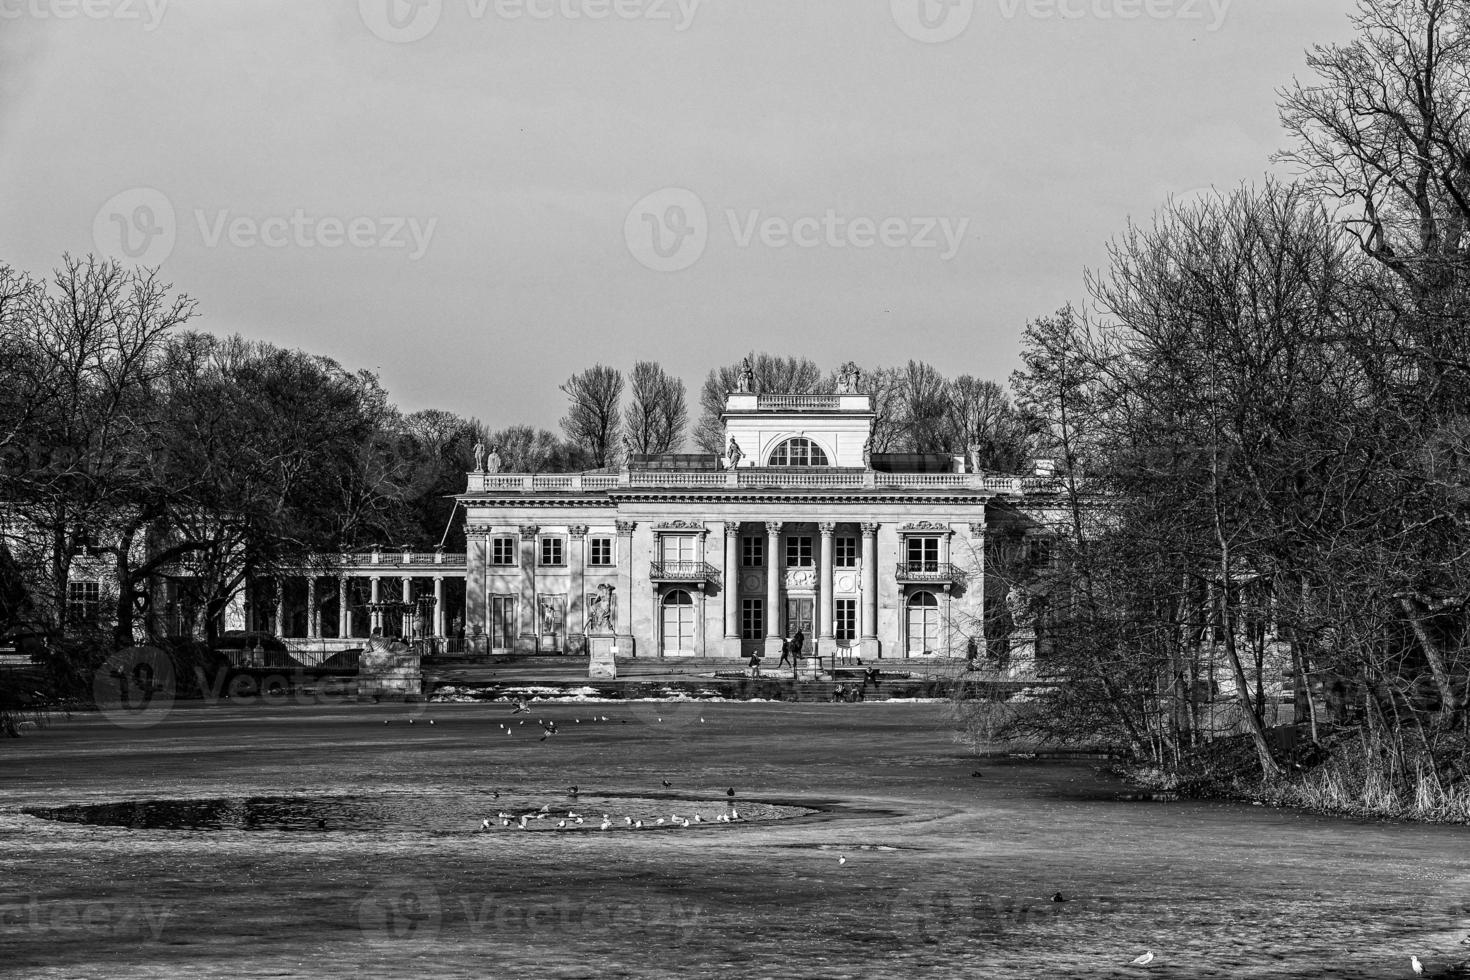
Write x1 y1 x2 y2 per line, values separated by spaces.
458 384 1045 661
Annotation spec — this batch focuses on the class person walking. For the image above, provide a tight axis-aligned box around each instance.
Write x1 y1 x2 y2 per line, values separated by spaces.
791 630 806 660
777 635 793 669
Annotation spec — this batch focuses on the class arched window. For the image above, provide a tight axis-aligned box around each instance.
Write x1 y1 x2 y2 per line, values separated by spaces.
661 589 696 656
767 438 830 467
907 590 941 656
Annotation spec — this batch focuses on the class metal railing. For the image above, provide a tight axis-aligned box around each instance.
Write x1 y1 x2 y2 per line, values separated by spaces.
650 561 721 584
895 562 965 584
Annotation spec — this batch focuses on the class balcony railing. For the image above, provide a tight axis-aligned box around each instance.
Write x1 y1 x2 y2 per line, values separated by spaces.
895 562 965 585
650 561 721 585
468 471 1026 494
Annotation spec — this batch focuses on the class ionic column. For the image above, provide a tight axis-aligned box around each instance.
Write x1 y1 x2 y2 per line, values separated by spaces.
369 576 382 632
723 522 740 641
861 523 880 644
401 576 413 639
275 582 286 638
818 522 836 647
765 522 783 640
433 576 446 638
520 525 540 645
338 576 350 638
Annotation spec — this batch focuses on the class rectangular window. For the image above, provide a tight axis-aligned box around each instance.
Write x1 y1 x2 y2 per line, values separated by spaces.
785 536 814 568
742 536 764 567
741 598 764 640
491 536 517 566
835 536 857 569
660 534 696 565
589 537 614 567
539 537 565 567
906 536 940 572
67 580 101 626
835 598 856 642
489 595 517 648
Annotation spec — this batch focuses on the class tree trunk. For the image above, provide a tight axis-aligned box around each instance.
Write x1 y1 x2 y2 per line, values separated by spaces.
1398 596 1462 723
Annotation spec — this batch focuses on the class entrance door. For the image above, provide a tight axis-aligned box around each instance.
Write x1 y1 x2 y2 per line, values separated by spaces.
784 597 814 643
907 590 941 656
661 590 696 657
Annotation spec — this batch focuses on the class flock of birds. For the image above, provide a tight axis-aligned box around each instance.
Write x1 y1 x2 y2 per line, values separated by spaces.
475 781 744 834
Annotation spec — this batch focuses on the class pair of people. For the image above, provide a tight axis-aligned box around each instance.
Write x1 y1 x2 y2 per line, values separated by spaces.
777 630 806 668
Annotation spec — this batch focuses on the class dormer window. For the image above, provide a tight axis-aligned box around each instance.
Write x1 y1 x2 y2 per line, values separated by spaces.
767 438 830 467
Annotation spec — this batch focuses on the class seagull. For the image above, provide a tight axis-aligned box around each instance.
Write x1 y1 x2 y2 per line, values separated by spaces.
1051 892 1068 903
731 809 740 820
625 816 633 825
679 818 690 828
408 719 414 725
634 820 643 829
838 856 847 865
1412 956 1424 976
481 819 490 831
655 818 665 826
662 779 671 787
383 720 390 725
693 815 703 823
429 720 435 726
600 818 612 830
557 820 566 828
1131 951 1154 967
726 788 735 798
568 786 579 797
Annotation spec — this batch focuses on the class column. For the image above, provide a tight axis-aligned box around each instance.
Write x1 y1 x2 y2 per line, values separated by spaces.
307 577 319 639
433 576 446 638
570 526 589 642
818 522 836 648
616 521 636 651
275 581 286 638
401 577 413 640
765 522 783 650
369 576 382 633
520 525 540 647
861 523 880 655
723 522 740 642
338 576 350 638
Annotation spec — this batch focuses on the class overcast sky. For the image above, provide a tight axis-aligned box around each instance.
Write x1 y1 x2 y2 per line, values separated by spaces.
0 0 1359 432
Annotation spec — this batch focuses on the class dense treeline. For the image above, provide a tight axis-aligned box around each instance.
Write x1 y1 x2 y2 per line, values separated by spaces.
978 0 1470 820
0 256 488 646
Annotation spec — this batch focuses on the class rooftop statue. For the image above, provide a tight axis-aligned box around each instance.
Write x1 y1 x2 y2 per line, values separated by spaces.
836 362 863 394
726 437 744 469
472 441 486 472
738 357 755 392
484 445 502 474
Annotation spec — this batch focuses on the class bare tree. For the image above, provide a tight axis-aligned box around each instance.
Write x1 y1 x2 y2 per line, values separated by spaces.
559 366 623 468
624 361 687 455
693 354 828 453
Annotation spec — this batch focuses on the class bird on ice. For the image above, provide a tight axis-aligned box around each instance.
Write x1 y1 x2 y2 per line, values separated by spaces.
480 818 490 831
557 820 566 828
599 818 612 830
838 856 847 865
1130 951 1154 967
1051 892 1068 903
1412 956 1424 976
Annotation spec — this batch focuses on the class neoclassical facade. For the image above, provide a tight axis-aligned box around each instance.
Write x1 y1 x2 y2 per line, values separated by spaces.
460 389 1037 660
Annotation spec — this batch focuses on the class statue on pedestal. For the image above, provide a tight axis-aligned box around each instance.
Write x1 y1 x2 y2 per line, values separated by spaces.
837 362 863 393
484 445 502 474
726 437 744 469
738 357 755 393
472 441 486 472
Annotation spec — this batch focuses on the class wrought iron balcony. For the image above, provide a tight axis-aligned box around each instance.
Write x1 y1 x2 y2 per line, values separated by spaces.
650 561 722 585
895 562 965 585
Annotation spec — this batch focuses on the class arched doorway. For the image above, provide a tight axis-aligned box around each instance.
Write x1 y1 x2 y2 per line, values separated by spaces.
906 590 941 656
661 589 696 657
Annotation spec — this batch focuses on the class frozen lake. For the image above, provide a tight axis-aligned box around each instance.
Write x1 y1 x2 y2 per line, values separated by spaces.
1 700 1467 978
